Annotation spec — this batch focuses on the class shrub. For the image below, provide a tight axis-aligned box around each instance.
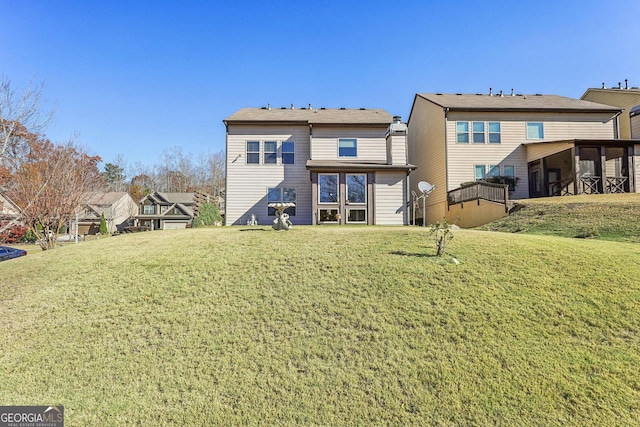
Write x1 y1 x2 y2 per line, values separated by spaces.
193 203 222 227
429 220 454 256
99 213 108 235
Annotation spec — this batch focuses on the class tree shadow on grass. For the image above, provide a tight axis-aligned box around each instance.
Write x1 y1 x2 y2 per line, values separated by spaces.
389 250 437 258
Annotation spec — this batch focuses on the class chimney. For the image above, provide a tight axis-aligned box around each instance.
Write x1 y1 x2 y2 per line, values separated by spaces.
489 87 493 96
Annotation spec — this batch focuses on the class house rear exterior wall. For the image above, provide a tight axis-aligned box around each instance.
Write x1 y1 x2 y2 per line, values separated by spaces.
445 111 616 200
374 171 407 225
407 97 447 224
311 127 388 161
226 124 312 225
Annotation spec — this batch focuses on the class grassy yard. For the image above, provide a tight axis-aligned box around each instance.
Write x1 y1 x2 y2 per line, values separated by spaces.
480 193 640 242
1 226 639 425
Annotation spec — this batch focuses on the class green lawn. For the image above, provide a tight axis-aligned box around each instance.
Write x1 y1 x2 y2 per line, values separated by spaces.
1 227 639 425
480 193 640 242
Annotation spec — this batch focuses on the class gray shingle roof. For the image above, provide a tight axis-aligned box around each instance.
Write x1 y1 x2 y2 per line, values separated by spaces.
416 93 621 112
224 108 393 125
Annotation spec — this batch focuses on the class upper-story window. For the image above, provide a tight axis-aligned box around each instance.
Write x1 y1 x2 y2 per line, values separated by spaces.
472 122 485 143
488 122 501 143
458 121 502 144
456 122 469 143
526 122 544 139
264 141 277 164
143 205 154 214
282 141 294 164
339 138 357 157
246 141 260 164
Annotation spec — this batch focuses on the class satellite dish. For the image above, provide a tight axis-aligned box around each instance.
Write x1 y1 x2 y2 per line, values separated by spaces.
418 181 435 194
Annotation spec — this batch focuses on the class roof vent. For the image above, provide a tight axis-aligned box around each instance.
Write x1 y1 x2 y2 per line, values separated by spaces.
489 87 493 96
476 93 482 96
393 115 402 123
340 107 346 110
436 93 443 95
535 94 542 96
320 107 326 110
602 83 606 89
308 103 312 109
291 103 295 109
456 93 462 95
511 88 515 96
499 90 504 97
268 103 271 110
618 82 623 89
261 107 266 109
280 107 286 109
625 79 629 89
359 107 366 110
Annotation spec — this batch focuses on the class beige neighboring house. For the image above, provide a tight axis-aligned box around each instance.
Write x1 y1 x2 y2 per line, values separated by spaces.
0 193 21 223
408 92 639 226
72 192 138 235
224 106 415 226
135 192 196 230
581 82 640 139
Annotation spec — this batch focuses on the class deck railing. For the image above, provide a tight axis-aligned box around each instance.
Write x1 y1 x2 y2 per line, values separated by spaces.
447 181 509 207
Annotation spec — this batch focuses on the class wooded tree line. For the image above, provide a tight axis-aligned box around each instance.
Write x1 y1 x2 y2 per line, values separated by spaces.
101 147 225 203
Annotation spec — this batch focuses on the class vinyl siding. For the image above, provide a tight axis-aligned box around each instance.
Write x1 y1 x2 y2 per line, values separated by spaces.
226 124 312 225
407 97 447 223
581 89 640 139
374 172 407 225
446 111 616 200
632 115 640 139
387 134 407 165
311 127 388 161
525 142 574 163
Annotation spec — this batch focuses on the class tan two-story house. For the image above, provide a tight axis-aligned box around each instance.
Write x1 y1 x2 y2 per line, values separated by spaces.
224 107 415 225
408 92 638 226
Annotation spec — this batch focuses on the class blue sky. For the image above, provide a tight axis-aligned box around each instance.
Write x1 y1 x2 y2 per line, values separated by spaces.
2 0 640 169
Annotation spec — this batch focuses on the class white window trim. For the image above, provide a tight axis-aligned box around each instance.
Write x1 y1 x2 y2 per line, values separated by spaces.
318 173 339 204
456 121 470 144
338 138 358 157
346 174 367 205
346 208 367 224
526 122 544 140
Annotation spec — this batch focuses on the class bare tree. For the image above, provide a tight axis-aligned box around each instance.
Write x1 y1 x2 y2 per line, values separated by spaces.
0 76 53 163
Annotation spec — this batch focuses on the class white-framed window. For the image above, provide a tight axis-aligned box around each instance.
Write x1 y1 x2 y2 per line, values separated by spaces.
472 122 485 143
267 187 296 216
319 209 339 222
319 174 339 203
347 209 366 223
282 141 294 164
488 122 501 143
245 140 295 165
474 165 486 181
456 122 469 143
488 165 500 178
143 205 154 214
264 141 277 164
503 165 515 178
526 122 544 139
346 174 366 204
246 141 260 164
339 138 357 157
